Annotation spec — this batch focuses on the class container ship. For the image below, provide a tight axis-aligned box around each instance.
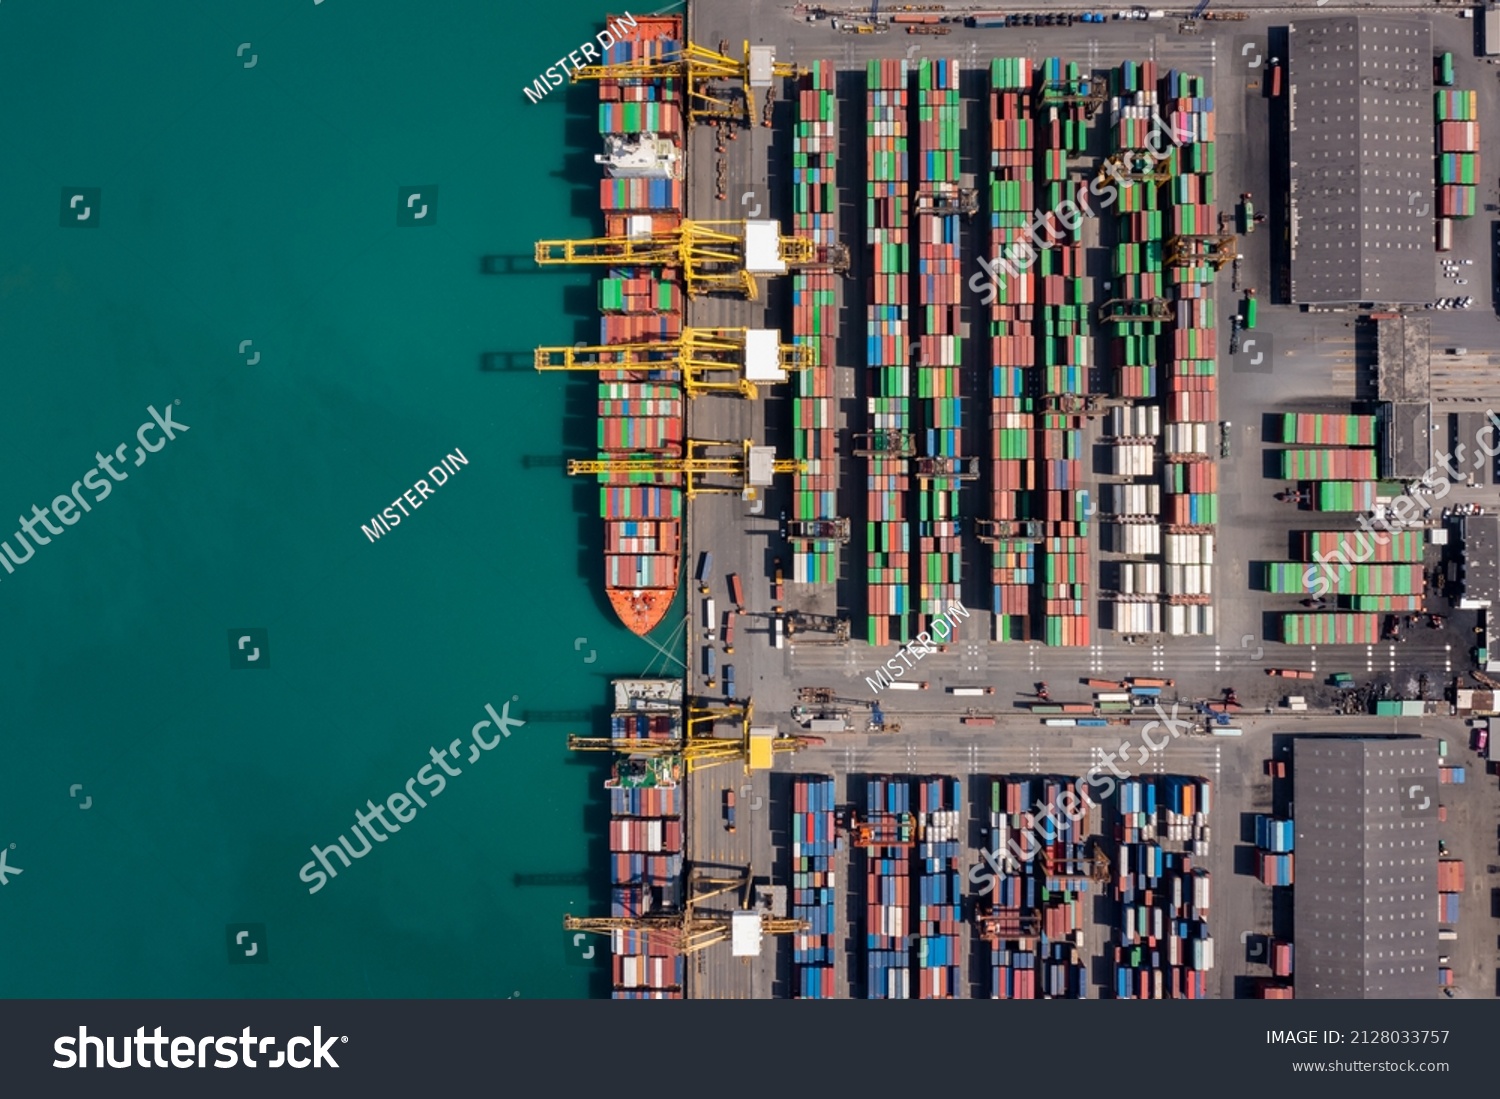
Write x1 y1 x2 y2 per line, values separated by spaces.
604 679 685 998
592 14 688 636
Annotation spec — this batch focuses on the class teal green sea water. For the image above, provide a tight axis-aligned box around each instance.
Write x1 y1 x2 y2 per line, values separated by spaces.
0 0 664 998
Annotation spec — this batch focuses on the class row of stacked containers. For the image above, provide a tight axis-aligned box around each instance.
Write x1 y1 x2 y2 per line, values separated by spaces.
1435 89 1479 221
1036 58 1093 647
1279 413 1377 446
863 776 914 997
789 62 842 585
790 777 837 998
979 777 1093 997
1099 61 1218 637
987 57 1040 641
1158 67 1217 637
1254 814 1294 887
914 59 966 634
914 777 963 998
594 16 686 629
605 751 684 997
1111 777 1215 998
865 58 914 645
1271 522 1426 641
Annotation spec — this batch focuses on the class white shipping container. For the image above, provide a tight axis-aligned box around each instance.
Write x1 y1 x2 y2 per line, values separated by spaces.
1165 602 1215 636
1111 443 1155 477
1164 422 1211 455
703 598 717 630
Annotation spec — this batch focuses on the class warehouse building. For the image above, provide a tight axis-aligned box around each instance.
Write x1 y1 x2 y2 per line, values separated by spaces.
1288 17 1434 305
1292 737 1437 998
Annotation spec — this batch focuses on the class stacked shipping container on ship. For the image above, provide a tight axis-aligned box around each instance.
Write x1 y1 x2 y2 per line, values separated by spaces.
986 57 1039 642
604 679 685 998
979 777 1095 998
1435 90 1479 219
594 14 688 638
1158 66 1218 638
790 776 837 998
1036 57 1092 647
789 62 842 586
864 777 914 998
914 777 962 998
1111 777 1215 998
865 58 914 645
914 59 966 633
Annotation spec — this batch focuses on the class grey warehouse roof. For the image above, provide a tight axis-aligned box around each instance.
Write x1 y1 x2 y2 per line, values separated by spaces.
1292 738 1436 998
1288 17 1435 304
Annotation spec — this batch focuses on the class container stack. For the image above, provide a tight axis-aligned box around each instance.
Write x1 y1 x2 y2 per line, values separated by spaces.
864 777 913 998
1278 449 1379 481
1436 95 1479 241
1111 777 1214 998
986 56 1038 642
789 61 842 586
1159 67 1219 638
606 754 685 998
1264 562 1423 602
1439 764 1467 784
914 777 963 998
1281 612 1381 645
865 58 913 646
1271 941 1294 979
1100 66 1170 635
1300 529 1424 562
915 59 967 633
592 16 687 636
1311 481 1379 512
790 777 837 998
1253 814 1294 887
1279 413 1378 446
980 777 1095 998
1435 89 1478 219
1036 58 1094 648
1272 528 1426 618
1438 859 1464 929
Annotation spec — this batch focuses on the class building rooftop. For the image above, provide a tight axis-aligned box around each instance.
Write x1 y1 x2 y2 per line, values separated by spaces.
1292 737 1437 998
1288 17 1434 304
1460 513 1500 608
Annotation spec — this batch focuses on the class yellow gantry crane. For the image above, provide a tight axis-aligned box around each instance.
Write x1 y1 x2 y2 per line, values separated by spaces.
567 439 805 502
534 219 839 301
1164 233 1239 270
567 697 815 774
563 868 807 957
534 327 810 399
568 40 800 128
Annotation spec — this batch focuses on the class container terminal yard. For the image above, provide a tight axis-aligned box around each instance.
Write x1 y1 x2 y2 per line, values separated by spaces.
532 1 1500 999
